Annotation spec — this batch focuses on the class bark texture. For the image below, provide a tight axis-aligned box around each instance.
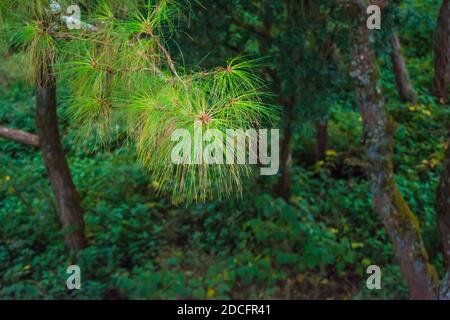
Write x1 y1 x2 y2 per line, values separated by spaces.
36 68 87 251
351 10 439 300
440 270 450 299
315 120 328 161
390 33 417 104
278 119 293 200
275 0 299 200
0 127 40 147
436 137 450 266
433 0 450 103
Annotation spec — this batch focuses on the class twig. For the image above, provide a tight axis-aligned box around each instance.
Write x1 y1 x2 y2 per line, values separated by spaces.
156 40 180 80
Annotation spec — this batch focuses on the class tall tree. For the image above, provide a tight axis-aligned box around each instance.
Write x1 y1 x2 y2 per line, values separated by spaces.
437 141 450 267
36 60 87 251
1 0 87 251
435 0 450 269
433 0 450 103
350 1 439 299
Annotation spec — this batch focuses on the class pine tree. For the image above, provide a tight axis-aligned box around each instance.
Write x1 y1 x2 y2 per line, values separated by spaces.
1 0 276 208
1 0 89 251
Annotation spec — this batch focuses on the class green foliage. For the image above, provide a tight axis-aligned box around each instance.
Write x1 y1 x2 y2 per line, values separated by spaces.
2 61 444 298
1 0 449 301
1 0 278 203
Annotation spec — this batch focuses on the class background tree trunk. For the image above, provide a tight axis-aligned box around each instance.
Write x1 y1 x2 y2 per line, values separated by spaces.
277 118 293 200
35 67 87 252
435 0 450 271
436 137 450 267
390 33 418 104
315 119 328 161
350 6 439 299
440 270 450 299
433 0 450 103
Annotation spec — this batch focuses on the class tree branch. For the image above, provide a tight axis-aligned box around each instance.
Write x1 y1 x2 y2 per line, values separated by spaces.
229 15 270 40
157 40 180 79
0 127 40 147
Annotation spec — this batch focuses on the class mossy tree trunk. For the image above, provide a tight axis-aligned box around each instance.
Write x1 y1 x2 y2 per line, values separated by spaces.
350 4 439 299
35 64 87 252
433 0 450 103
390 33 417 104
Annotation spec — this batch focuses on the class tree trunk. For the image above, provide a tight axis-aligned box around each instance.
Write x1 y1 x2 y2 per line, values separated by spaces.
0 127 40 147
315 119 328 161
433 0 450 103
440 270 450 299
436 136 450 266
277 118 293 200
350 8 439 299
390 33 417 104
435 0 450 268
35 68 87 252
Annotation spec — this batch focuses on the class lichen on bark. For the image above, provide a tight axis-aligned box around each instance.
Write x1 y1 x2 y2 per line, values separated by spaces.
350 4 439 299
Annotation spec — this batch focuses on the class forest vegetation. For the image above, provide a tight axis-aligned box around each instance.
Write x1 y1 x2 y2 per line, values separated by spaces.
0 0 450 300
